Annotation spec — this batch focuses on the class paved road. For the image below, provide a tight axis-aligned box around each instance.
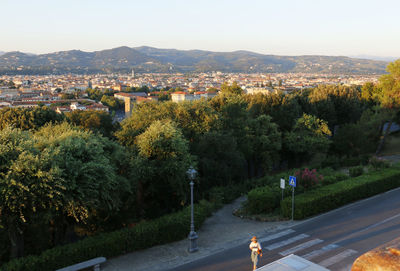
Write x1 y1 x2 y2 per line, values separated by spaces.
169 187 400 271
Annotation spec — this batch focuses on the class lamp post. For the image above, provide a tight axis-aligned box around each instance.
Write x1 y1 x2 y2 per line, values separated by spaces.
187 166 198 253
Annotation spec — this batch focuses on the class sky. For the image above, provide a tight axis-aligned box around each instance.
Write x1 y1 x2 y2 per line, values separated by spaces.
1 0 400 58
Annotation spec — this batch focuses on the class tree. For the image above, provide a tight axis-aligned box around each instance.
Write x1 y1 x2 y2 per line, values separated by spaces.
65 110 117 138
60 93 75 100
361 82 383 104
376 59 400 154
0 107 64 131
173 100 220 142
308 85 363 129
136 85 150 93
332 108 383 157
86 88 104 101
220 81 243 95
132 120 194 218
100 95 124 110
0 127 64 258
210 94 250 155
275 95 303 132
245 115 281 177
116 102 178 147
193 131 245 190
34 123 128 239
284 114 331 166
245 92 282 118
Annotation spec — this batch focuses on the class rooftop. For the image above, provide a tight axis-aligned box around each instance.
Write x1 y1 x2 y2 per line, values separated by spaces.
257 254 329 271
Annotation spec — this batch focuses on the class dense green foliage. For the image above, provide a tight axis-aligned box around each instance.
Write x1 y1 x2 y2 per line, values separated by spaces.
0 107 64 130
65 110 118 137
349 165 364 177
2 60 400 268
246 186 281 214
0 123 130 262
132 120 194 217
0 200 215 271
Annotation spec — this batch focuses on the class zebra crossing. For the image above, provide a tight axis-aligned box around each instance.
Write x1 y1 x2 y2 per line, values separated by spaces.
258 229 359 269
279 238 324 256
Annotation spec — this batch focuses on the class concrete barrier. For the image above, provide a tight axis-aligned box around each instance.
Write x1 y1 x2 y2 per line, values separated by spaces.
55 257 106 271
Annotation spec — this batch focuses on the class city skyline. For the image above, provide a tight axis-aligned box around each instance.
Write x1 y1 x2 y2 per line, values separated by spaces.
1 0 400 58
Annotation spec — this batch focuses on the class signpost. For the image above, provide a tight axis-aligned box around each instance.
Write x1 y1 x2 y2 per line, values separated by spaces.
280 178 285 200
289 176 296 221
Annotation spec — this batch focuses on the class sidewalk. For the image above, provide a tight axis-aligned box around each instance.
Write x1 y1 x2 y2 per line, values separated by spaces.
102 196 300 271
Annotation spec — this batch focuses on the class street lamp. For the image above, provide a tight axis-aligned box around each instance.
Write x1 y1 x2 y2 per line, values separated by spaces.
187 166 198 253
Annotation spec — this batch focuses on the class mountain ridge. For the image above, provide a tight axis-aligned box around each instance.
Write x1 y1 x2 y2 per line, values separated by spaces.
0 46 390 75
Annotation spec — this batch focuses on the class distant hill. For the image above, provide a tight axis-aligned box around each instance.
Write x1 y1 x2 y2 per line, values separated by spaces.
350 55 398 62
0 46 389 75
0 51 5 56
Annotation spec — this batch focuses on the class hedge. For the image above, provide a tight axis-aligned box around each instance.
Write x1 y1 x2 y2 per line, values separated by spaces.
246 186 281 214
322 172 348 185
0 200 215 271
349 165 364 177
281 168 400 220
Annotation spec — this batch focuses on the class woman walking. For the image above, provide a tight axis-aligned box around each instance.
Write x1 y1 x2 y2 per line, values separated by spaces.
249 236 262 270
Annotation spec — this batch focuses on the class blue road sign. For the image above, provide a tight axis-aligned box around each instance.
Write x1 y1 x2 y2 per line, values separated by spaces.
289 176 296 187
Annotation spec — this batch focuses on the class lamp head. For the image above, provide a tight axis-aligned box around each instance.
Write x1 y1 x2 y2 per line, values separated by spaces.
187 166 197 180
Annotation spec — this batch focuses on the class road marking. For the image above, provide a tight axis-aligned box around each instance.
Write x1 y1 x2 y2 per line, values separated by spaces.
334 213 400 245
259 229 295 243
266 234 309 250
279 239 323 256
362 213 400 232
318 249 358 267
301 244 340 260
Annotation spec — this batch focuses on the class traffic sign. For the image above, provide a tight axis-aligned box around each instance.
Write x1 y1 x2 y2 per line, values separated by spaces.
280 178 285 189
289 176 296 187
289 176 296 221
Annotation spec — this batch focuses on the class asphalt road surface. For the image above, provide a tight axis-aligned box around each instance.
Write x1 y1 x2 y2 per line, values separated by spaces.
169 187 400 271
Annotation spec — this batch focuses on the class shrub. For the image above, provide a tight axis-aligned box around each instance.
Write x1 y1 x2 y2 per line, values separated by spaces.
0 200 215 271
369 156 390 170
349 165 363 177
246 186 280 214
322 173 348 185
294 168 323 190
317 167 334 176
248 175 275 189
281 168 400 220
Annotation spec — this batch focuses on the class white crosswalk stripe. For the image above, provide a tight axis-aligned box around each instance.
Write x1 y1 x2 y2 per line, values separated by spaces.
258 229 357 268
258 229 295 243
318 249 358 267
301 243 340 260
265 233 309 250
279 239 324 256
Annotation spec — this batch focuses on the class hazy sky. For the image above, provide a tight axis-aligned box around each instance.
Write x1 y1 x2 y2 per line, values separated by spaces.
1 0 399 57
